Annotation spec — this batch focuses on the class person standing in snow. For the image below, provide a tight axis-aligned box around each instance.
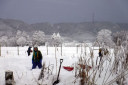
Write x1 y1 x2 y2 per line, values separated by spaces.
32 47 43 69
96 48 103 67
99 48 103 58
27 46 32 56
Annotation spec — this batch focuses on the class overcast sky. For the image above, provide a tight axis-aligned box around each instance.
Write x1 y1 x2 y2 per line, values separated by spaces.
0 0 128 24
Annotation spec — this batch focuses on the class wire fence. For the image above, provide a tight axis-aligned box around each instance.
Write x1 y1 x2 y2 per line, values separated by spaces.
0 46 100 57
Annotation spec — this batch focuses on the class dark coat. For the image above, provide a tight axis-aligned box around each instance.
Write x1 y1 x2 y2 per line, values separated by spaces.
99 48 103 57
32 50 42 62
27 47 32 56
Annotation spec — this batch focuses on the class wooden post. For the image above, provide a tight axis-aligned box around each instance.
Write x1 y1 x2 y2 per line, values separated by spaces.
5 70 15 85
55 45 56 58
47 45 48 55
17 46 19 55
84 44 86 56
81 43 83 54
77 45 78 54
61 44 62 56
55 45 57 74
0 44 1 56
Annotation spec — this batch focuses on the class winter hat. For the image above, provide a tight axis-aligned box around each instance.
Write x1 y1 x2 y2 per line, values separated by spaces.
34 44 38 48
33 44 38 50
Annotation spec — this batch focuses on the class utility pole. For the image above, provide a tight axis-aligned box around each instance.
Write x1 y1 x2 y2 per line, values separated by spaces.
92 12 95 24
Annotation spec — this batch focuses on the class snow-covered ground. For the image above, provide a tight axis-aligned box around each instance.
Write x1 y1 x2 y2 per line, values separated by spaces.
0 46 81 85
0 46 125 85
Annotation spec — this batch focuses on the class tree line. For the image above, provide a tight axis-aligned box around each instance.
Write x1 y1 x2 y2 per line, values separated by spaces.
0 30 63 46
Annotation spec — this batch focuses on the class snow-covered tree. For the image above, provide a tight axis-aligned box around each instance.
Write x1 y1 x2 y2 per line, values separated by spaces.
16 36 27 46
32 30 45 46
16 30 22 39
51 33 56 39
22 31 30 39
96 29 114 47
8 37 17 46
0 36 8 46
16 30 29 46
113 31 128 46
51 33 63 46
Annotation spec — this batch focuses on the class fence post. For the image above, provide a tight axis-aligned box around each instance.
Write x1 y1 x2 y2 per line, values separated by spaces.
17 46 19 55
76 45 78 54
61 44 62 56
55 45 57 74
0 44 1 56
81 44 82 54
84 43 86 56
81 43 83 54
55 45 56 58
47 45 48 55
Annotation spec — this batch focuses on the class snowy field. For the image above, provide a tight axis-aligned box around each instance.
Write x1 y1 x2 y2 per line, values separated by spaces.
0 46 126 85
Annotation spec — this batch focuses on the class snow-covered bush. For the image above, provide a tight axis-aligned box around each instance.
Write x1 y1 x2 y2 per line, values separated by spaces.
113 31 128 46
109 31 128 85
